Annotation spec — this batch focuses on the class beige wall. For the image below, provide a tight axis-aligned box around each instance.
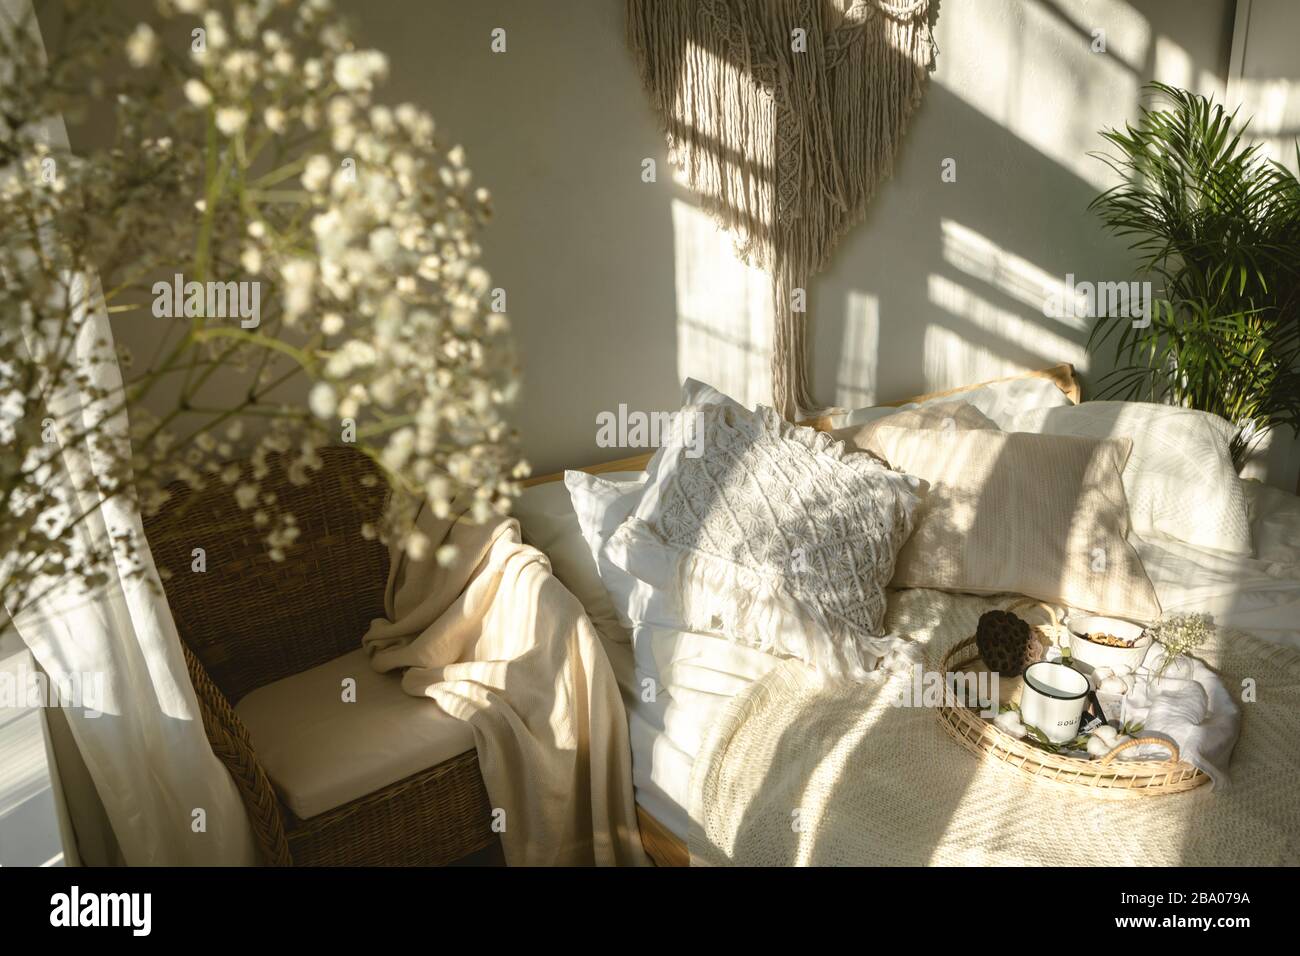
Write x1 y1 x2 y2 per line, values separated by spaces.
54 0 1296 487
345 0 1300 486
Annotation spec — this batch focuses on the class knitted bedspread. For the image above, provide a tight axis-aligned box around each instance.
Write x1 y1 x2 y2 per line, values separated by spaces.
687 589 1300 866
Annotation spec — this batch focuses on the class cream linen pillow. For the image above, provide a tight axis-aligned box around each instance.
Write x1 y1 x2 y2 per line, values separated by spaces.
864 425 1162 622
1002 402 1252 556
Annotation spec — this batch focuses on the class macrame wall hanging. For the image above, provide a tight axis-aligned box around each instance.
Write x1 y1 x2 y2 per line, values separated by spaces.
627 0 938 420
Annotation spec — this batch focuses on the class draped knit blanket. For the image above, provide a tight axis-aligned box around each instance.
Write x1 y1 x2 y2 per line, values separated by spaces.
688 589 1300 866
627 0 937 419
363 505 648 866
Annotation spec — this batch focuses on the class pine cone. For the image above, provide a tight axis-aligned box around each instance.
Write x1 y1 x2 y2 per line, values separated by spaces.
975 609 1044 677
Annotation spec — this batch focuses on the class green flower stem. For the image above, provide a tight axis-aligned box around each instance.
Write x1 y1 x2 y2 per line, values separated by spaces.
192 326 315 372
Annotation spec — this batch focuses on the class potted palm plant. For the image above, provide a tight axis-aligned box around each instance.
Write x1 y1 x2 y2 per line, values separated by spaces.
1087 82 1300 473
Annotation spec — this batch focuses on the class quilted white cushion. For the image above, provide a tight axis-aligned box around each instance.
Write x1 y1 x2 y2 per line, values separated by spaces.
602 402 923 680
235 648 475 820
1003 402 1252 556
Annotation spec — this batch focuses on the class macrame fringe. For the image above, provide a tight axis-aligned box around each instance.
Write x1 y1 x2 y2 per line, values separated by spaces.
627 0 937 420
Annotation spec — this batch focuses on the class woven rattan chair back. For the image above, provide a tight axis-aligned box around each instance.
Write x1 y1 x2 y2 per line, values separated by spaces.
144 446 390 703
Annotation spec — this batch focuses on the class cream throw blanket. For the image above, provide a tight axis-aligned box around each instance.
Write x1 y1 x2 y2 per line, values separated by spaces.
689 589 1300 866
363 502 648 866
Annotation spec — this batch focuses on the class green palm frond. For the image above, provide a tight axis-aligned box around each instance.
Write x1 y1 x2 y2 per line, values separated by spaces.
1088 82 1300 468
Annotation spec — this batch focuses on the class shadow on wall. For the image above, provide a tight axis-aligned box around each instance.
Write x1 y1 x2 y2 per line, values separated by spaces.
666 0 1269 419
665 72 1111 415
349 0 1296 482
814 80 1107 412
668 0 1175 415
815 0 1219 412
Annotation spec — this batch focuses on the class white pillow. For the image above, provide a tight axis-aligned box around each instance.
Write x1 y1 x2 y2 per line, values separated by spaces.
830 375 1074 430
602 402 923 680
562 470 647 631
928 376 1075 429
512 471 645 645
1003 401 1252 556
681 376 746 410
512 480 579 554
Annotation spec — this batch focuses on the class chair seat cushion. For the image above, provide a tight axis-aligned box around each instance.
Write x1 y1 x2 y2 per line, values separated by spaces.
234 648 476 820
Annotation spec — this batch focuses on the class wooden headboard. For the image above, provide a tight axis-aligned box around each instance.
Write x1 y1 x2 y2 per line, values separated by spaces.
523 362 1080 487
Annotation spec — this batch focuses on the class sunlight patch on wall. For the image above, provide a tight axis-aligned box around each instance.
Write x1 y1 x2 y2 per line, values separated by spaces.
923 325 1030 395
835 291 879 409
925 273 1088 389
1229 78 1300 173
934 0 1141 192
1227 0 1300 175
671 198 772 406
939 219 1087 333
1041 0 1151 71
1153 34 1224 100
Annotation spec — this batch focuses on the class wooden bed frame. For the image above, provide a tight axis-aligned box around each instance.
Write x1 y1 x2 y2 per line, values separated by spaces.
525 363 1081 865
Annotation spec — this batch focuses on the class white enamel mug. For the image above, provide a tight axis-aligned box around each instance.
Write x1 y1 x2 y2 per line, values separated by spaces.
1020 661 1090 743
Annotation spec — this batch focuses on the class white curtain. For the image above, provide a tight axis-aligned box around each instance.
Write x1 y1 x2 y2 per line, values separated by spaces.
2 0 257 866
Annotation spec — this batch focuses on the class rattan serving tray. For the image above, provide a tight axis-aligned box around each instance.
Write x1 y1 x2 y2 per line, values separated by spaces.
936 603 1208 798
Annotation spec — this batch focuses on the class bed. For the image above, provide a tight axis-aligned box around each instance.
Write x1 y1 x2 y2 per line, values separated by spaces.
516 364 1300 866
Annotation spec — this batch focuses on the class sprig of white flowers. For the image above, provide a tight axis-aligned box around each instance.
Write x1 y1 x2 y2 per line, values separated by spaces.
0 0 527 618
1148 613 1214 676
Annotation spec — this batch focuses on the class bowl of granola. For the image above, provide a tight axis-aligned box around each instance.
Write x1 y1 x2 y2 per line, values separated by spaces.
1062 614 1152 674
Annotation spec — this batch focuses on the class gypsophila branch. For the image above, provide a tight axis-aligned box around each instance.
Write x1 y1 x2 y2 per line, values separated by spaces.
1 0 526 615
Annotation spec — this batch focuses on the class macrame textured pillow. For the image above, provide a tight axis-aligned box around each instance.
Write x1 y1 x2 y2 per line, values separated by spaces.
609 403 922 679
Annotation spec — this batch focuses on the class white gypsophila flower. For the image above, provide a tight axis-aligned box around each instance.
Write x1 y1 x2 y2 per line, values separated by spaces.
308 382 337 419
233 3 259 39
125 24 159 68
333 50 388 92
233 484 259 510
183 79 213 107
202 11 229 50
264 107 287 134
303 58 324 89
368 227 400 265
215 107 248 137
406 530 430 562
301 154 332 192
280 259 316 319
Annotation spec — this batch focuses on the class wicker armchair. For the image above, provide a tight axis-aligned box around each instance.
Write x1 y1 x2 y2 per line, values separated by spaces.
143 446 499 866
